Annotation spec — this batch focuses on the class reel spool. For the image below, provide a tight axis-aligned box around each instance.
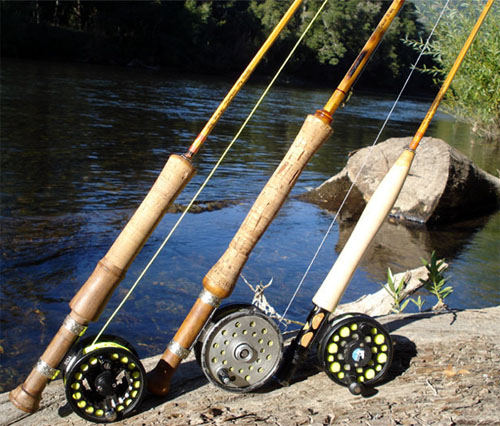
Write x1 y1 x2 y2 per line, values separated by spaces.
318 313 393 395
196 303 283 392
61 335 146 423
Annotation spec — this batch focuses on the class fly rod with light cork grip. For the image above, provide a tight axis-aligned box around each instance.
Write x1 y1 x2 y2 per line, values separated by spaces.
9 1 303 418
277 0 494 395
147 0 405 397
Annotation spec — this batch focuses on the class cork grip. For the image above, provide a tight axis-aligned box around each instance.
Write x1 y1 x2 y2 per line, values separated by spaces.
203 115 332 299
71 154 195 322
10 154 195 413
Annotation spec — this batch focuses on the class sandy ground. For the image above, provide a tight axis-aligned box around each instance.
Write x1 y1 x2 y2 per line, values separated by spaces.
1 306 499 426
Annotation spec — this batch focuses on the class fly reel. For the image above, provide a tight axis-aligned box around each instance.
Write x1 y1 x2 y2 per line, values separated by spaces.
61 335 146 423
318 313 393 395
196 303 283 392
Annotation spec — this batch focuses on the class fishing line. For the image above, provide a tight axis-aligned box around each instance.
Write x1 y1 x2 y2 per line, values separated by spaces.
278 0 451 328
93 0 331 344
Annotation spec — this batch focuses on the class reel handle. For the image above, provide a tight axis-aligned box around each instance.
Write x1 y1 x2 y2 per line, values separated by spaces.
10 154 195 413
347 378 365 396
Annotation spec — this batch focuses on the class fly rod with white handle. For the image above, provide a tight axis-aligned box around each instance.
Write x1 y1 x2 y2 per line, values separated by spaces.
277 0 494 393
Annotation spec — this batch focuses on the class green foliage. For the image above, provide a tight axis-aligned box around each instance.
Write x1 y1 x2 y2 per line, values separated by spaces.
382 252 453 315
381 268 410 314
0 0 427 88
293 0 422 85
410 295 425 312
406 0 500 138
419 251 453 309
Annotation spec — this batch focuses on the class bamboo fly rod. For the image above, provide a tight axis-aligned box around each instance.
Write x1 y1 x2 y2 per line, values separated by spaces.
277 0 495 387
147 0 406 397
9 0 303 413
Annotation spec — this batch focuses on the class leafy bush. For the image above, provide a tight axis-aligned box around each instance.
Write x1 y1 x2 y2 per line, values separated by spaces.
406 1 500 138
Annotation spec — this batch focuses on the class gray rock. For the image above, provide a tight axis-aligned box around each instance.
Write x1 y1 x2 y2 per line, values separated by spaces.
300 137 500 223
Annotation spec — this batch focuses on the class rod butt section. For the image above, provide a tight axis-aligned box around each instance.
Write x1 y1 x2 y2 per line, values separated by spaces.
9 384 42 414
147 358 177 396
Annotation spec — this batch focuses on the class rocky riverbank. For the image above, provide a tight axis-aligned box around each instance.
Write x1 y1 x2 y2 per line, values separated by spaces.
2 306 499 425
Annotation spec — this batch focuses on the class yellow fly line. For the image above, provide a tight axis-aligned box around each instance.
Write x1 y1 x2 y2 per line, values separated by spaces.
93 0 332 345
187 0 304 157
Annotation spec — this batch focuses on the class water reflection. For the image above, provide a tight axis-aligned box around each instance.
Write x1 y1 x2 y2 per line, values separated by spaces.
0 59 498 392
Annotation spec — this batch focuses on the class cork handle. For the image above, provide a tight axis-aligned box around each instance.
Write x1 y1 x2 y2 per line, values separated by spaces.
10 154 195 413
148 114 332 397
203 115 332 299
70 154 195 322
313 149 415 312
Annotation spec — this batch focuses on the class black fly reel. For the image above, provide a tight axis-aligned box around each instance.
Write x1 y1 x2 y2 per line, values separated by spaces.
195 303 283 393
317 313 393 395
61 335 146 423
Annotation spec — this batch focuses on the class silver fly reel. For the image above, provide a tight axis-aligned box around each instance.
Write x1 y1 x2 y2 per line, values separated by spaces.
196 303 283 392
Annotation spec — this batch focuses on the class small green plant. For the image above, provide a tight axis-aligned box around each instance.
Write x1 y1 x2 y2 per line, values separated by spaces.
410 295 426 312
420 251 453 310
381 268 410 314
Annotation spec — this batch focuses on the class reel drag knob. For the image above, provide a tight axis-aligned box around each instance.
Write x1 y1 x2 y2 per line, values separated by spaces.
198 303 283 392
61 335 146 423
318 313 393 393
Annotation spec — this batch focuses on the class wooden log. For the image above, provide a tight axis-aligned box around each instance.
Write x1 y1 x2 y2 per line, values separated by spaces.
334 264 443 317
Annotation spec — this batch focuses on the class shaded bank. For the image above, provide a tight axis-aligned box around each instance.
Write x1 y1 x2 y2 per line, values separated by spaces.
0 0 430 92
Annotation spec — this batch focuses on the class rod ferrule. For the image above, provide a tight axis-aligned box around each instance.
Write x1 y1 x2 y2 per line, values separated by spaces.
167 340 190 360
35 359 59 380
63 315 87 336
198 288 221 309
314 109 333 125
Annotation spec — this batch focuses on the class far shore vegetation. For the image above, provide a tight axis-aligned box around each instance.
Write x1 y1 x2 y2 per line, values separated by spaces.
1 0 498 138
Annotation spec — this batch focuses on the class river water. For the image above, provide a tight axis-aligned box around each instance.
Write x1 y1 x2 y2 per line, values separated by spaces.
0 59 498 391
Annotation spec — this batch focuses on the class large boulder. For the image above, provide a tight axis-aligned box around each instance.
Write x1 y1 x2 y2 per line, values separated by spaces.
300 137 500 224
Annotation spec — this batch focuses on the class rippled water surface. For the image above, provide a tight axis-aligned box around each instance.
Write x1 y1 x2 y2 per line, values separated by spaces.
1 59 499 391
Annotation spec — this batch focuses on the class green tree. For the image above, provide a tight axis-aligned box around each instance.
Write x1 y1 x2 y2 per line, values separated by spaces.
408 0 500 138
293 0 422 87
